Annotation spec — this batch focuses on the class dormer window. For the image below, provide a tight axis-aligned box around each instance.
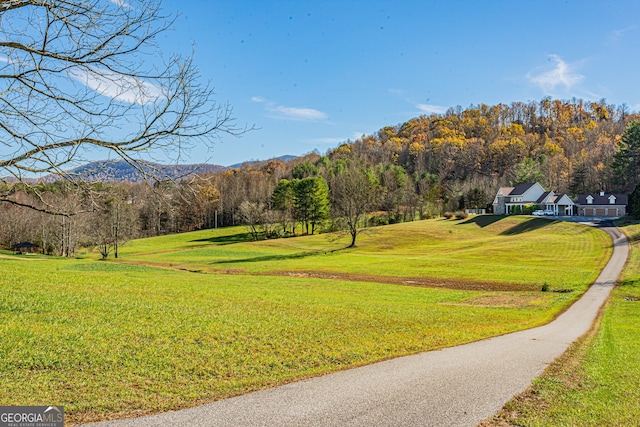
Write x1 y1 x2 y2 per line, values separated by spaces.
586 195 593 204
609 195 616 204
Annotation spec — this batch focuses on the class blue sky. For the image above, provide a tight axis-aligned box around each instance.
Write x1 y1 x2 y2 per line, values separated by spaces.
158 0 640 166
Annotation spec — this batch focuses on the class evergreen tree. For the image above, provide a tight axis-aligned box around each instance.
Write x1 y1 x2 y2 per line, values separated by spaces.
612 120 640 192
464 188 489 210
271 179 296 234
511 158 544 186
293 177 330 234
569 164 588 196
628 184 640 218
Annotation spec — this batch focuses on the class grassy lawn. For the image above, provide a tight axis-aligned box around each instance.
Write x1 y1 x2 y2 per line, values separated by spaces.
482 219 640 427
0 216 611 425
120 216 610 291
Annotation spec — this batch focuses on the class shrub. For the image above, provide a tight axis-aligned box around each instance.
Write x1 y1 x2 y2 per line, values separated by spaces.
368 214 389 227
455 211 469 220
541 282 549 292
443 212 454 219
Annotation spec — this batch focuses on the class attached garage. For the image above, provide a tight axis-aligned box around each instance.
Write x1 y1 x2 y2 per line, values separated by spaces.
576 193 628 218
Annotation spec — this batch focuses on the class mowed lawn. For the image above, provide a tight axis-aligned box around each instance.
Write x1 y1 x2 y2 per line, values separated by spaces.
120 216 611 291
0 216 611 425
485 220 640 427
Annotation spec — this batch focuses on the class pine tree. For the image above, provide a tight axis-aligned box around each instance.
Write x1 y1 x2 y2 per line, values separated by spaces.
612 120 640 192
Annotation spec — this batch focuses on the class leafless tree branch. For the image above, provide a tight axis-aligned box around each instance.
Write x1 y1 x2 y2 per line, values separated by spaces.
0 0 251 212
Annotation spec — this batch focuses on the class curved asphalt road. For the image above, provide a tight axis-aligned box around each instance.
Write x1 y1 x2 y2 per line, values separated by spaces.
87 225 628 427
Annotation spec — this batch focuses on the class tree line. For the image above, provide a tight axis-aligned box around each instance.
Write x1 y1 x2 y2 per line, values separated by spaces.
5 3 640 256
3 98 640 255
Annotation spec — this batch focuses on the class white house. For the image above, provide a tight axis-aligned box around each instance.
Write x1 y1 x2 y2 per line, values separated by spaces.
493 182 575 215
551 194 576 216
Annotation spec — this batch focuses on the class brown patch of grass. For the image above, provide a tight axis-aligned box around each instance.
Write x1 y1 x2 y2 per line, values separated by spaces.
449 294 548 308
111 260 541 293
0 254 46 261
266 270 537 292
218 268 248 274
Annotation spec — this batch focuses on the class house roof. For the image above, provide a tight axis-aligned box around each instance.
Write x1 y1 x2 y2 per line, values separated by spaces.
509 183 537 196
536 191 554 204
577 193 628 205
553 194 575 205
497 186 514 196
12 242 38 248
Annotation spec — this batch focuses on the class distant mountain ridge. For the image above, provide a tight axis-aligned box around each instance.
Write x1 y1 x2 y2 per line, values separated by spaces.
229 154 297 169
32 155 297 183
35 160 223 183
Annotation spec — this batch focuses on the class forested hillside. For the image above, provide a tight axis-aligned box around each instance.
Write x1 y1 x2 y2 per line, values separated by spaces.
2 98 640 255
346 98 635 194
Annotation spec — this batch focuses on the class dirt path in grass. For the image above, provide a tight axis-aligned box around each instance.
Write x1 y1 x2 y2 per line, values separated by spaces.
116 257 539 292
85 225 627 427
268 270 538 291
0 254 45 260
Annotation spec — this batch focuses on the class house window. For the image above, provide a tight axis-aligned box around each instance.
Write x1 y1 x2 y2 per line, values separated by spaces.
586 195 593 204
609 195 616 204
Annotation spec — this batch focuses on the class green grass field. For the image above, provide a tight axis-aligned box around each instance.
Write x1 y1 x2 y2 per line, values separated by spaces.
484 220 640 426
120 216 610 291
0 216 611 425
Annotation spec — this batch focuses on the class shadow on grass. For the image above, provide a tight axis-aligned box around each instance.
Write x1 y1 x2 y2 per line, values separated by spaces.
457 215 504 228
208 247 350 265
618 278 640 288
500 218 557 235
628 232 640 245
191 232 254 245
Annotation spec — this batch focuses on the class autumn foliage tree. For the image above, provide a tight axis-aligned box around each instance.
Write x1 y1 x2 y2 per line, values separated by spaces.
3 97 639 254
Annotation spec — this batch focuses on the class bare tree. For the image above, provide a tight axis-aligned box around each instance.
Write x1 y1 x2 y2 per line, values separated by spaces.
0 0 248 212
329 166 377 247
90 184 136 258
238 200 266 241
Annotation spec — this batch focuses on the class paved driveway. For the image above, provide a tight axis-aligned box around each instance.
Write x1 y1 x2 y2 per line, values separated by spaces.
87 225 628 427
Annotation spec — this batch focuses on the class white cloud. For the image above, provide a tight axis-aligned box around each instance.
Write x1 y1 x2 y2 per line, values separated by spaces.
252 96 328 121
271 105 327 121
388 88 405 96
68 66 165 105
416 103 448 114
527 55 583 93
307 137 346 145
609 25 636 42
107 0 131 8
306 132 366 146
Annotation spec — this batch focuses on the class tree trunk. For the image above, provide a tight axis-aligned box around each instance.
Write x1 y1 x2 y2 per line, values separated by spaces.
349 230 357 247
